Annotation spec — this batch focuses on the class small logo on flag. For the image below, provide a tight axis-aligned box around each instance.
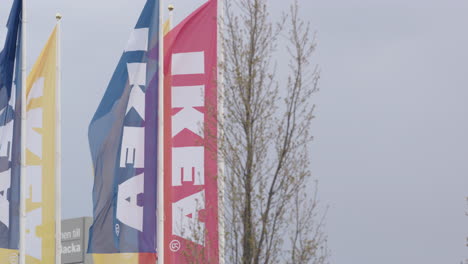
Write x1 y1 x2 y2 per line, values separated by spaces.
169 240 181 252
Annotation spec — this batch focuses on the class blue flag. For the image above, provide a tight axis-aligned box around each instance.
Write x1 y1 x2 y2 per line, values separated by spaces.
88 0 160 253
0 0 22 250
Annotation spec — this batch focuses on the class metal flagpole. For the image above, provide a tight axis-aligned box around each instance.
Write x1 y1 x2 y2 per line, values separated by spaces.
168 4 174 28
55 13 63 264
19 0 27 262
217 0 226 262
157 0 165 263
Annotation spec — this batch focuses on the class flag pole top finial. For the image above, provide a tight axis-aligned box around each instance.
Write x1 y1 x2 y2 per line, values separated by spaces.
56 13 62 20
168 4 175 11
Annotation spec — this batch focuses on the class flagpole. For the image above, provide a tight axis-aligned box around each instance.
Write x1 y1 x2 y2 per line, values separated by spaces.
217 0 226 262
168 5 174 27
19 0 27 262
55 13 63 264
157 0 165 263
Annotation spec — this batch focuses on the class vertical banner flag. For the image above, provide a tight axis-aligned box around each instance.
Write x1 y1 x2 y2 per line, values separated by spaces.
164 0 219 263
88 0 159 263
25 27 58 264
0 0 22 261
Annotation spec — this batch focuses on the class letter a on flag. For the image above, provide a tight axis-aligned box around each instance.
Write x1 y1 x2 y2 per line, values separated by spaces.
88 0 160 263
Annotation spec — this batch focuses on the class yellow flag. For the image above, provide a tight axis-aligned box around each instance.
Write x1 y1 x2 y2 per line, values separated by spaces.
24 27 57 264
0 249 19 263
163 18 171 35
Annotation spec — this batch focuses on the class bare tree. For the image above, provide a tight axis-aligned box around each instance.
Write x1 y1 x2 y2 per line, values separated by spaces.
219 0 329 263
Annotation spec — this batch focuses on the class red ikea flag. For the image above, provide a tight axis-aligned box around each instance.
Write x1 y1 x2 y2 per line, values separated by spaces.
163 0 220 263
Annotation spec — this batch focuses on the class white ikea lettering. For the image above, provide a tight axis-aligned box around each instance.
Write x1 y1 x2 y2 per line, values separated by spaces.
26 208 42 260
172 52 205 75
126 85 146 119
0 71 17 228
125 28 149 52
26 166 42 203
0 79 17 161
0 120 13 159
25 78 44 260
26 77 44 158
0 28 6 52
26 108 43 158
119 62 147 169
127 63 147 87
120 127 145 168
172 85 205 137
25 165 43 257
28 78 44 102
116 173 144 231
10 77 16 103
173 190 205 245
170 51 208 243
172 146 204 186
0 0 13 49
0 170 11 227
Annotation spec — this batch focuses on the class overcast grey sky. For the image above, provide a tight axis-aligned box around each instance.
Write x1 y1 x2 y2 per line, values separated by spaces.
25 0 468 263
